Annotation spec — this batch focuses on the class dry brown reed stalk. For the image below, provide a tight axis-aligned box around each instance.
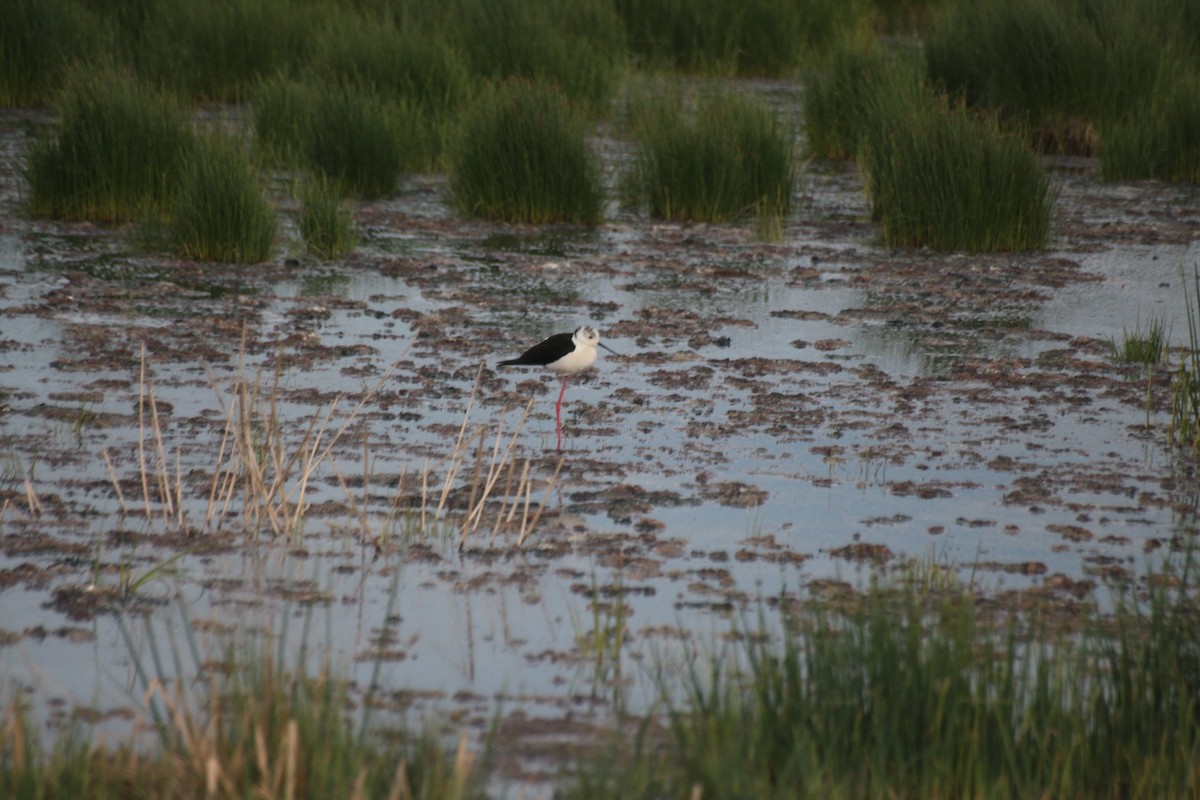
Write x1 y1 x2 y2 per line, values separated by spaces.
194 335 409 538
375 373 564 548
128 334 561 545
132 344 190 530
22 476 43 516
416 372 564 548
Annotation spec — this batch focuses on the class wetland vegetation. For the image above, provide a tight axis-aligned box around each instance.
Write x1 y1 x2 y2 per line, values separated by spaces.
3 0 1200 796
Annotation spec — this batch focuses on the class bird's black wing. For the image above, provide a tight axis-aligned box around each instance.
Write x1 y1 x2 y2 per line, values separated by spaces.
498 332 573 367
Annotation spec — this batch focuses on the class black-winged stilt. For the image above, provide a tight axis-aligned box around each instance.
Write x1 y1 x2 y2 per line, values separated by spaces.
498 325 617 450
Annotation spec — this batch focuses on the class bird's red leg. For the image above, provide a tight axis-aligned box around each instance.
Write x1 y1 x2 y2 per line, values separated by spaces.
556 375 569 450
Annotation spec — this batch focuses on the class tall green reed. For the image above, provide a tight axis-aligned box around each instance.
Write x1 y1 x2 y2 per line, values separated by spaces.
172 134 277 263
305 86 406 199
803 41 895 160
130 0 321 101
1101 73 1200 184
310 21 469 116
448 80 603 224
614 0 868 76
860 83 1053 251
299 176 357 259
1 0 102 107
925 0 1103 128
624 88 796 224
439 0 623 116
25 67 193 223
251 74 320 167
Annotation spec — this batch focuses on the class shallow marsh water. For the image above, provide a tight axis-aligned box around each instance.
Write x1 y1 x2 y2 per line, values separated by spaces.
1 107 1199 785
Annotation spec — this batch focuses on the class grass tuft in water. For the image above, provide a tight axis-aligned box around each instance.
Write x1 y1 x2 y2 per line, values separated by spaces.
311 20 469 117
1101 73 1200 184
0 0 102 107
130 0 319 102
298 176 357 259
251 74 319 167
624 87 796 224
305 85 406 199
25 67 193 223
171 134 277 263
860 82 1053 252
803 40 895 161
1109 314 1167 365
448 80 603 224
444 0 623 117
614 0 867 76
925 0 1102 135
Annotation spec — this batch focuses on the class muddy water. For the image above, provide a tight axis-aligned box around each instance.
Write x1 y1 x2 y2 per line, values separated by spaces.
1 109 1199 782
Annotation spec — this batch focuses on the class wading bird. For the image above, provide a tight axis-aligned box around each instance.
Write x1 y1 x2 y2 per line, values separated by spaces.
498 325 616 450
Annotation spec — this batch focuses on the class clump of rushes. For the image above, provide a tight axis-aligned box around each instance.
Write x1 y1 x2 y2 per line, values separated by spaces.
172 135 276 263
25 67 193 222
308 23 470 169
445 0 623 117
803 41 894 160
310 22 469 117
614 0 867 76
1102 73 1200 184
131 0 320 102
250 74 319 167
299 176 357 259
305 85 405 199
860 83 1053 251
625 88 796 223
1 0 100 107
1110 315 1166 365
449 80 603 224
924 0 1102 137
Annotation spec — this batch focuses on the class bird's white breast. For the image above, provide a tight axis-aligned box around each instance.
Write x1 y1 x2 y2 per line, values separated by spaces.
549 343 598 374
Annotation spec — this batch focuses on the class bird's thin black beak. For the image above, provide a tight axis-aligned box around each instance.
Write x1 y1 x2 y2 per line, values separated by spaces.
599 342 620 356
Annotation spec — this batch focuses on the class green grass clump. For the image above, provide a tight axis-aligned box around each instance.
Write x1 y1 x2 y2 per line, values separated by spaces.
860 84 1053 252
25 68 193 222
1101 74 1200 184
448 80 603 224
624 89 796 223
440 0 623 116
305 86 406 199
803 42 895 160
299 177 357 259
172 135 277 263
311 21 469 117
131 0 320 101
1110 315 1167 365
564 568 1200 799
251 74 320 167
0 0 102 107
925 0 1200 161
614 0 868 76
925 0 1102 129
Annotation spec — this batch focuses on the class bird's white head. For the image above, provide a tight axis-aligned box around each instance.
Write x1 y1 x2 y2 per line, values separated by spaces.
573 326 601 348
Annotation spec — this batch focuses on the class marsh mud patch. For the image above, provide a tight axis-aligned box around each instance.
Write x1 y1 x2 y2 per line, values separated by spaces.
1 108 1200 786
